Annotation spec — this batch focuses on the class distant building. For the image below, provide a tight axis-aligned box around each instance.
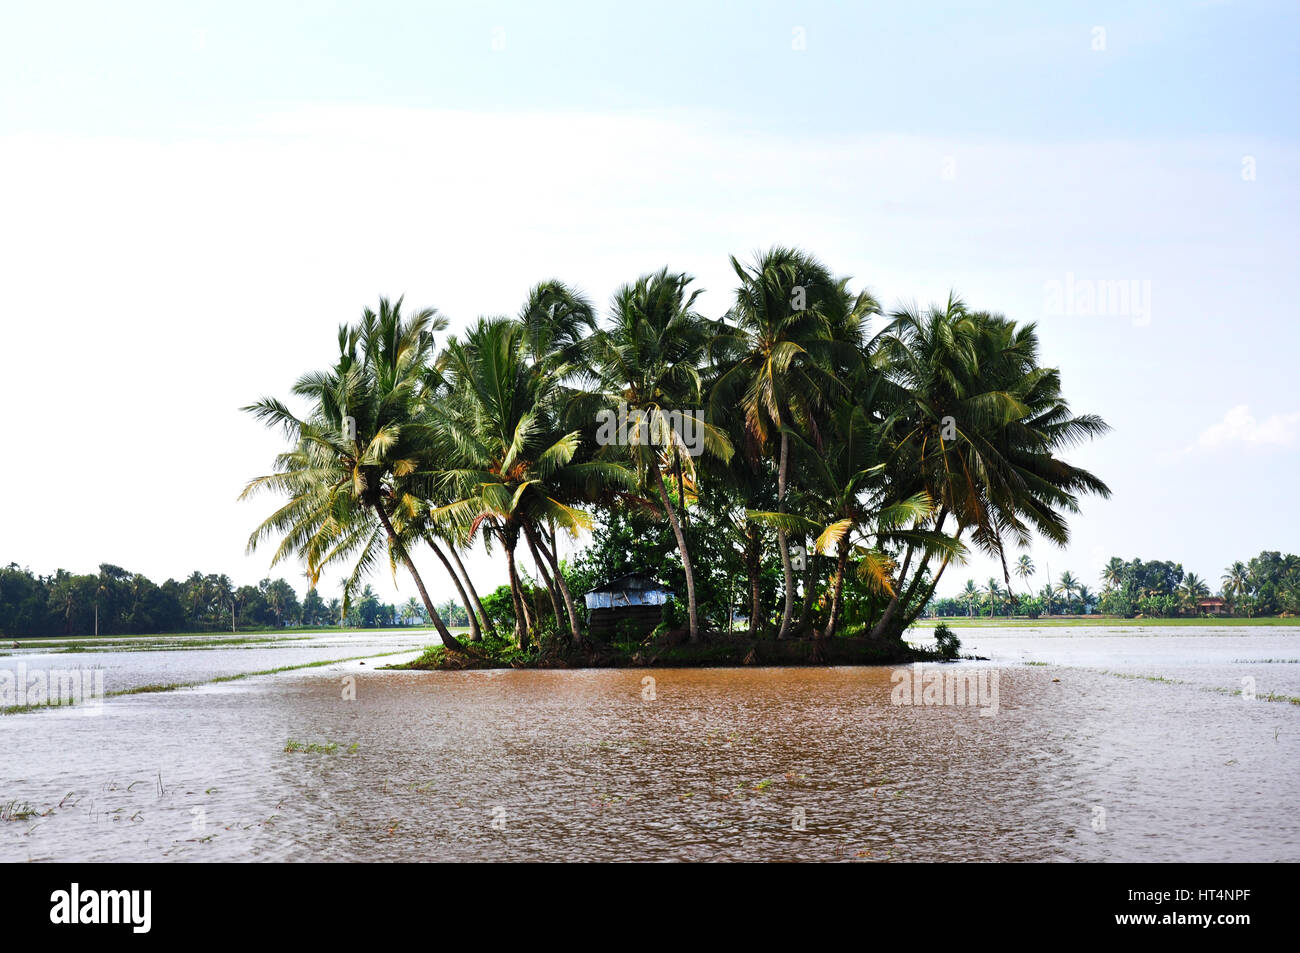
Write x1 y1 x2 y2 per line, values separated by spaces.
584 573 673 640
1197 597 1227 615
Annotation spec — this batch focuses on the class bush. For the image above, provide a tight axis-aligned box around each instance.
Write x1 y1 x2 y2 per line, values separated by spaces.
661 597 685 629
933 622 961 661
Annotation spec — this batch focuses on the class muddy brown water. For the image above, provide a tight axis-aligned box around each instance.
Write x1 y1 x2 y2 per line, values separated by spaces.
2 627 1298 861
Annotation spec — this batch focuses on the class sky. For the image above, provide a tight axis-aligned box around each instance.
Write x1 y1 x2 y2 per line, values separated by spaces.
1 0 1297 609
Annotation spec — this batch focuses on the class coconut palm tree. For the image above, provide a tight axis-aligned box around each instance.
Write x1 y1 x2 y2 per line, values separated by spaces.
1179 573 1210 615
1222 561 1250 613
961 579 980 617
242 297 469 653
711 247 878 639
982 578 1004 617
746 400 962 639
1056 570 1080 611
430 317 634 648
401 596 425 626
1101 557 1125 592
1076 584 1095 614
868 299 1111 638
1014 554 1035 588
584 269 733 642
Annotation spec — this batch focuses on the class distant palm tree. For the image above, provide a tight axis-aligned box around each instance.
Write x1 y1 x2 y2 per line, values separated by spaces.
1101 557 1124 591
982 577 1003 617
961 580 980 617
1038 582 1056 615
1056 570 1080 610
1076 584 1095 614
1179 573 1210 614
402 597 425 626
1014 554 1035 587
1222 562 1249 612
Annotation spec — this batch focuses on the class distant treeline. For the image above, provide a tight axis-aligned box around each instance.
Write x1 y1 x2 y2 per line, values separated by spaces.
927 551 1300 619
0 563 449 637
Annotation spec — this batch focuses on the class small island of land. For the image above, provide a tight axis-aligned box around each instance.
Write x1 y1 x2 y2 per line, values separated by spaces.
386 631 953 671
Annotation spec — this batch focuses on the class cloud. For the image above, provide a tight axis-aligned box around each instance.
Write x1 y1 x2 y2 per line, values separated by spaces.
1192 405 1300 450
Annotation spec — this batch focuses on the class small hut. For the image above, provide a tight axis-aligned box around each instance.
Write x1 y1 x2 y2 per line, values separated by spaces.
1196 597 1227 616
584 573 673 641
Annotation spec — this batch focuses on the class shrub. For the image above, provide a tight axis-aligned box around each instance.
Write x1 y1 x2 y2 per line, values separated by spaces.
933 622 961 661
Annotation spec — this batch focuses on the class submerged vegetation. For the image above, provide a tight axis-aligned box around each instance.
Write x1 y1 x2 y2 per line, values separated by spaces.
242 246 1114 664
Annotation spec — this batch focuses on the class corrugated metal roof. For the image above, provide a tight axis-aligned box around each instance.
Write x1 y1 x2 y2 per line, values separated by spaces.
585 572 672 595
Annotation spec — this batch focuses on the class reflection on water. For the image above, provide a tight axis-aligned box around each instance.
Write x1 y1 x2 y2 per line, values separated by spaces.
2 626 1298 861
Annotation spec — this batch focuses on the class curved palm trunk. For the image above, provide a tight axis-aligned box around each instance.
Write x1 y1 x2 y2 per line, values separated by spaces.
523 523 563 633
535 531 582 643
651 456 700 642
898 533 959 630
448 545 496 641
503 535 529 650
425 535 480 642
823 537 851 639
868 544 916 640
776 431 795 640
372 504 466 653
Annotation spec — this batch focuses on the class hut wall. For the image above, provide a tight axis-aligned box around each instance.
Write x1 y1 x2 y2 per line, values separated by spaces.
588 605 663 641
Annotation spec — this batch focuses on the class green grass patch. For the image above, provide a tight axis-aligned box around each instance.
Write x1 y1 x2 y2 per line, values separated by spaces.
0 800 39 821
284 739 339 754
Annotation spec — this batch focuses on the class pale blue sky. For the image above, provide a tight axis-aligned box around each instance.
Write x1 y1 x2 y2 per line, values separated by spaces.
1 1 1296 605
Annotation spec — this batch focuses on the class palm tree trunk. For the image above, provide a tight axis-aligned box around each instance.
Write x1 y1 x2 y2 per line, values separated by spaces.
673 448 688 528
798 549 816 631
868 543 916 640
534 530 583 643
447 545 496 641
906 548 958 627
776 430 795 640
824 537 850 639
870 510 955 637
372 504 466 653
524 523 564 634
746 527 762 639
503 535 529 650
425 535 480 641
651 457 700 642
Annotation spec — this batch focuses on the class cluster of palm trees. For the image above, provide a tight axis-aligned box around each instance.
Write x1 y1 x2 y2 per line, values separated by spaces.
951 560 1095 617
243 247 1110 652
941 552 1298 619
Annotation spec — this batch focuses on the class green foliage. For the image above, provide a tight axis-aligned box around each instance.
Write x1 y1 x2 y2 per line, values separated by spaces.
933 622 961 660
0 561 345 638
478 584 519 633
